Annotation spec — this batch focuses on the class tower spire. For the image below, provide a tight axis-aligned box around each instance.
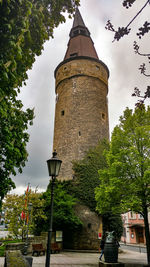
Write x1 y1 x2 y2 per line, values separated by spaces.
72 7 86 28
64 8 98 60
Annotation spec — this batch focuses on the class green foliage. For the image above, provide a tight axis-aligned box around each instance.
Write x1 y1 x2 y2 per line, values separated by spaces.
0 243 5 257
0 99 34 208
3 190 45 239
72 140 109 211
102 213 123 240
3 185 81 238
29 191 47 235
71 140 123 239
3 194 24 239
0 0 79 97
34 181 82 235
0 0 80 206
95 105 150 262
95 106 150 215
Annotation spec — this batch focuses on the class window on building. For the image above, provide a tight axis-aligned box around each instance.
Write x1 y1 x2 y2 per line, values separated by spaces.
130 211 134 218
139 214 144 219
61 110 65 116
80 29 86 35
88 223 91 229
70 52 78 57
131 233 134 239
79 131 81 136
102 113 105 120
129 211 136 219
73 30 79 35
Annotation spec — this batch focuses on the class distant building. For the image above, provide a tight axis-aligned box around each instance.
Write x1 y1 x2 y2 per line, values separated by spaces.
121 212 145 244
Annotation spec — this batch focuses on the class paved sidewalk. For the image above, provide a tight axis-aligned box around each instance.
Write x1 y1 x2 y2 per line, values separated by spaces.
0 249 148 267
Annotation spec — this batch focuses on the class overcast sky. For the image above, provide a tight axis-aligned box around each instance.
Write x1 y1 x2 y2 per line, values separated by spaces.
11 0 149 195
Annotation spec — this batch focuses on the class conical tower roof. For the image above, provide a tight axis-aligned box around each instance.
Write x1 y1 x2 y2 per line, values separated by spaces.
72 7 85 28
64 8 99 60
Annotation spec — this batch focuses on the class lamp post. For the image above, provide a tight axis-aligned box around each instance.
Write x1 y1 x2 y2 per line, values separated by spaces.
45 150 62 267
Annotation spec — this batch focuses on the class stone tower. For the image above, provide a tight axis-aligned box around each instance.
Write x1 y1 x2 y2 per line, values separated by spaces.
53 8 109 180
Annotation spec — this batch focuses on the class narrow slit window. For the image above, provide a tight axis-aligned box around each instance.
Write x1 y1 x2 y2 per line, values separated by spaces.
61 110 65 116
102 113 105 120
88 223 91 229
70 52 78 57
80 30 86 35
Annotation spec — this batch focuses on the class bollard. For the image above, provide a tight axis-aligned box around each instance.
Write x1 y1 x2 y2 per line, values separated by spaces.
104 231 119 263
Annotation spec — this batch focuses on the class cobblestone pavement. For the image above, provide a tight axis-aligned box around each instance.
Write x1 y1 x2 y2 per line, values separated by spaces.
0 249 148 267
33 251 99 266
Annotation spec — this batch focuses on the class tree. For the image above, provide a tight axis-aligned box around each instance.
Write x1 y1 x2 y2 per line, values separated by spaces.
0 0 79 97
33 181 82 236
102 213 123 240
3 190 45 239
72 140 123 239
3 194 24 239
3 183 81 244
0 0 80 206
105 0 150 105
95 106 150 264
0 99 34 209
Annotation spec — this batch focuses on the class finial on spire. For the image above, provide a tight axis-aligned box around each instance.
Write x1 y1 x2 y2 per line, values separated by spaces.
73 7 86 28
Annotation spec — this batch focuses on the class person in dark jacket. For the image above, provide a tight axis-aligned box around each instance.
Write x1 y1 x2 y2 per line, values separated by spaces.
99 235 105 261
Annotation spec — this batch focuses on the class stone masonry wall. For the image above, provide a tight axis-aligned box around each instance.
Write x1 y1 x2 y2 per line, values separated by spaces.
53 58 109 180
72 204 101 250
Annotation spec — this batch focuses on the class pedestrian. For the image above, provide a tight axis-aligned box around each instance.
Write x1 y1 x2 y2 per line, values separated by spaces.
115 238 120 248
99 235 105 261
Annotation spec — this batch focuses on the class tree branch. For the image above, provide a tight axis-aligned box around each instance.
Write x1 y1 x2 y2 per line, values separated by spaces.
106 1 150 41
139 63 150 77
133 42 150 60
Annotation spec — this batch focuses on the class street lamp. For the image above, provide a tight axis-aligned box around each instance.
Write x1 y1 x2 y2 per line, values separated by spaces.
45 150 62 267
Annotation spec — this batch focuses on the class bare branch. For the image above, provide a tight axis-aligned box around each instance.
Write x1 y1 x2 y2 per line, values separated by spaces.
126 1 150 29
132 86 150 107
132 87 142 98
106 1 150 41
139 63 150 77
133 42 150 60
105 20 115 32
106 1 150 105
105 20 130 41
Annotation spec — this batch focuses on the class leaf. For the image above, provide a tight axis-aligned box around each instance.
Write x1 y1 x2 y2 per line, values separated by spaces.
4 61 11 68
